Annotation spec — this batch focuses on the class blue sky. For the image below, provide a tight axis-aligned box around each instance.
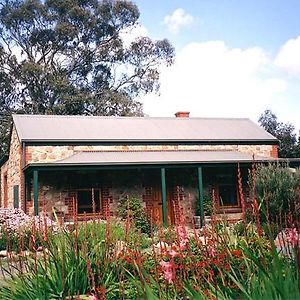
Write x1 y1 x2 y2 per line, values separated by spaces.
135 0 300 51
131 0 300 132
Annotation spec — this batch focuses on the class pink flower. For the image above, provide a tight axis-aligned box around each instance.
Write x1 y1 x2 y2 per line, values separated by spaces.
179 240 187 251
168 249 178 258
176 226 189 250
164 270 173 284
160 261 174 284
207 246 217 257
288 228 299 247
160 261 173 269
176 226 188 241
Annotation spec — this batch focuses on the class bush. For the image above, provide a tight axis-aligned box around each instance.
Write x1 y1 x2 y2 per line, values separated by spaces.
254 164 300 222
118 196 152 235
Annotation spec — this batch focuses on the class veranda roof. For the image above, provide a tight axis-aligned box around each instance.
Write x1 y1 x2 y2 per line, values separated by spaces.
13 114 277 143
26 150 277 168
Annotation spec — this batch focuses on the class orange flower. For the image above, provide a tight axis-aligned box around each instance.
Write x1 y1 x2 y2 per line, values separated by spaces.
232 249 242 257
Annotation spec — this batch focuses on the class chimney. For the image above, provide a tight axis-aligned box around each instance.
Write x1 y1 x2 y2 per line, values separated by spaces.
175 111 190 118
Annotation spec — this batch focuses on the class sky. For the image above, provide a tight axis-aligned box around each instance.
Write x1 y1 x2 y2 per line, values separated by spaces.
130 0 300 132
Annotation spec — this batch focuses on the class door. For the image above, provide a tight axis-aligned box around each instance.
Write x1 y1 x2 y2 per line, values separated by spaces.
151 186 163 224
150 185 175 225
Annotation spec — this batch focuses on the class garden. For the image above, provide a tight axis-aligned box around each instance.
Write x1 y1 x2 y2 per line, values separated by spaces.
0 163 299 299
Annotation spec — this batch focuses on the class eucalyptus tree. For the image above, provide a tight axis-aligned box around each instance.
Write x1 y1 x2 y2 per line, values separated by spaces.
0 0 174 158
258 109 299 158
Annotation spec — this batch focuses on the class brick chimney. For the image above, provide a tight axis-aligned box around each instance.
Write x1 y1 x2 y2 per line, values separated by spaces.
175 111 190 118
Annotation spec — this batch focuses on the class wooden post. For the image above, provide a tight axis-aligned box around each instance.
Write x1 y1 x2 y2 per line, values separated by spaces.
197 167 204 227
160 168 167 226
33 170 39 216
26 174 31 201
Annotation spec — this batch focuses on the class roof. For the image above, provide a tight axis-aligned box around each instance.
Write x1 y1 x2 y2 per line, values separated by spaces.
12 114 277 143
26 150 276 168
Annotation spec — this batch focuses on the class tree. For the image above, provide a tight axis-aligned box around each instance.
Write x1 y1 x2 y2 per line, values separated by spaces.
0 46 15 159
0 0 175 158
258 109 299 158
254 163 300 223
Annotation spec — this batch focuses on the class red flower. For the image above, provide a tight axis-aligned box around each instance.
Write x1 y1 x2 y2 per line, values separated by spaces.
196 261 206 268
232 250 242 257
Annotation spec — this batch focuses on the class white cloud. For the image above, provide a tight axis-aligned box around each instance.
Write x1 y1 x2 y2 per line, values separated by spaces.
143 40 287 121
163 8 194 34
275 35 300 74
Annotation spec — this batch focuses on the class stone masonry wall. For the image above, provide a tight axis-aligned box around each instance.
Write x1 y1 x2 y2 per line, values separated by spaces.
26 169 199 224
170 185 197 225
26 144 278 164
0 127 22 208
26 170 146 220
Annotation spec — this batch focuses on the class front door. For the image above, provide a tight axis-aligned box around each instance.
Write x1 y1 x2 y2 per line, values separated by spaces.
151 186 163 224
150 186 174 225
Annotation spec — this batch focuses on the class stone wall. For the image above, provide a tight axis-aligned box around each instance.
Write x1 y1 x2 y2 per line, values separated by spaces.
0 127 22 208
26 170 148 219
26 144 278 164
25 169 199 224
169 185 197 225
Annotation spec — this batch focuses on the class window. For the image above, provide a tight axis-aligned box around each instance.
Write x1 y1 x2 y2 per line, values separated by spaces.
13 185 19 209
215 168 239 208
219 183 237 206
77 189 101 214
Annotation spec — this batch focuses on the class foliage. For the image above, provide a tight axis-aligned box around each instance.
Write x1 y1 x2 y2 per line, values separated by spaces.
0 214 299 299
253 163 300 222
0 0 175 158
258 109 300 157
203 228 300 300
0 220 151 299
0 191 299 299
118 196 152 234
0 208 57 251
195 191 212 216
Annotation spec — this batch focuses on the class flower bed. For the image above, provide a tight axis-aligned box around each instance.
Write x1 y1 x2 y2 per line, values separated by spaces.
0 213 298 299
0 208 58 252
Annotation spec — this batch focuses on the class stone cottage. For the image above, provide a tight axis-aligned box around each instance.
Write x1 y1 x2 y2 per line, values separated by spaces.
0 112 279 226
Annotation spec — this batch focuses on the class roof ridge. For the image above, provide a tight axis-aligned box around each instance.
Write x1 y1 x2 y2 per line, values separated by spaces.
75 149 236 153
12 114 250 121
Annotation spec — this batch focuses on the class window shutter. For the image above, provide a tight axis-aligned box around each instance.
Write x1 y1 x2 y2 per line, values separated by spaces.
13 185 19 209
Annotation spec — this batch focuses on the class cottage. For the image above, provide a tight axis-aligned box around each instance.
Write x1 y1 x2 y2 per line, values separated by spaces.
0 112 279 226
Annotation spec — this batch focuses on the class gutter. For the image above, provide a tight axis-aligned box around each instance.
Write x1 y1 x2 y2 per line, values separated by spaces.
23 158 279 171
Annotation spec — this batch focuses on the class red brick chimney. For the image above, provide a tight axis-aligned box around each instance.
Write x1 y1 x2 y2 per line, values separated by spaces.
175 111 190 118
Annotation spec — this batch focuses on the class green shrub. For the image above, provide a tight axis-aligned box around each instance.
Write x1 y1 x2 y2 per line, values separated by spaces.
118 196 152 235
195 191 212 217
253 163 300 222
0 221 144 299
